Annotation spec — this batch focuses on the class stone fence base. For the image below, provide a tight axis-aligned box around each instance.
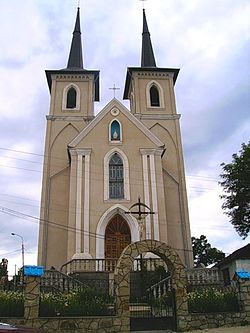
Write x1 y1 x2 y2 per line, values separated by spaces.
186 312 249 331
2 314 250 332
1 316 129 333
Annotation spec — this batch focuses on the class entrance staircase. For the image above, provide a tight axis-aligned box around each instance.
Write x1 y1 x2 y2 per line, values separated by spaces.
41 269 84 293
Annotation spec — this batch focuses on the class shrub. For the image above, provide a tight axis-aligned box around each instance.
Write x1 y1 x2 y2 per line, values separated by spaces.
0 291 24 317
40 288 114 317
188 288 240 313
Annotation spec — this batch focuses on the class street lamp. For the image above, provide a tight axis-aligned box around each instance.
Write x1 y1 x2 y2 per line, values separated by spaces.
11 233 24 284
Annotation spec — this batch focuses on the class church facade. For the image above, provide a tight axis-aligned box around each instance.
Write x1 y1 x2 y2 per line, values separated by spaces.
38 8 193 270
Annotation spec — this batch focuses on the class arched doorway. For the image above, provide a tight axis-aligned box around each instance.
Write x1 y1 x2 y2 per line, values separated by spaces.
105 214 131 259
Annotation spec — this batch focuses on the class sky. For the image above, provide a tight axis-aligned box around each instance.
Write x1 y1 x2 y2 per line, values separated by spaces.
0 0 249 276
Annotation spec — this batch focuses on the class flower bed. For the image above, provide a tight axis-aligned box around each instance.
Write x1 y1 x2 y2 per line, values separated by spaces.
39 288 114 317
188 287 240 313
0 291 24 317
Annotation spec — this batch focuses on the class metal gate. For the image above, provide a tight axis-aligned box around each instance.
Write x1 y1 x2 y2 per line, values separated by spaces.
130 267 176 331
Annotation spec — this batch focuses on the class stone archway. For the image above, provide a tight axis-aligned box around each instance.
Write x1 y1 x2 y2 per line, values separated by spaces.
114 240 189 333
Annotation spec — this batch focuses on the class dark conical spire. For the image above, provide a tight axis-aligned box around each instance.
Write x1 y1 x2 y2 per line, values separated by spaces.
141 9 156 67
67 7 84 69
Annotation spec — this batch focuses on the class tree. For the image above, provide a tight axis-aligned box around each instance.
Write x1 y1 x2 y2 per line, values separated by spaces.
0 259 8 279
219 142 250 239
192 235 225 267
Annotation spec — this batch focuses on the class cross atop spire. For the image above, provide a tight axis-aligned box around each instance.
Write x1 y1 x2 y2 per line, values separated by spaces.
67 7 84 69
141 8 156 67
139 0 147 9
109 84 120 98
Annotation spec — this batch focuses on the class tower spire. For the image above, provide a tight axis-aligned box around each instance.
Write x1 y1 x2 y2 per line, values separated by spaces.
141 9 156 67
67 7 84 69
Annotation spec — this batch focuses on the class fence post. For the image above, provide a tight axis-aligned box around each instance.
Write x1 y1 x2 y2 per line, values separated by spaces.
24 276 40 320
237 278 250 321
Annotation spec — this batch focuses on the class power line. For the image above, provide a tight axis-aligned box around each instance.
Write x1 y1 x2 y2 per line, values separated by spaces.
0 146 225 182
0 249 21 257
0 162 226 190
0 205 197 254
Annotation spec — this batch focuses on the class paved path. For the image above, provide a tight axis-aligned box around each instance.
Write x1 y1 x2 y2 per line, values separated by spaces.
187 326 250 333
131 326 250 333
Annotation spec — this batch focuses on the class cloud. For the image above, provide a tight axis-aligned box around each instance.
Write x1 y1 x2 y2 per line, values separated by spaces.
0 0 249 275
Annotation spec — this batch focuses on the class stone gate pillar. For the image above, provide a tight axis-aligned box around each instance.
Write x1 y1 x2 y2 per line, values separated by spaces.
237 277 250 322
24 275 41 320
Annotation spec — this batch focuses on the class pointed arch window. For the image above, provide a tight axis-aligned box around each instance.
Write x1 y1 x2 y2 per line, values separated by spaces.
66 87 77 109
146 81 164 109
110 120 121 142
150 85 160 107
62 84 80 111
109 153 124 199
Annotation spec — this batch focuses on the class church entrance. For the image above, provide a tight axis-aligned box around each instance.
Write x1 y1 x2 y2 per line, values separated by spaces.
105 214 131 260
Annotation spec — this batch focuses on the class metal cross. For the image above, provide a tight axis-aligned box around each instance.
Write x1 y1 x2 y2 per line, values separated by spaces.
78 0 81 8
109 84 120 98
139 0 147 9
125 196 155 240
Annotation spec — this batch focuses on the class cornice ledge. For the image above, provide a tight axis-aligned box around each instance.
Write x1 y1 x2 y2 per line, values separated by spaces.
68 148 92 156
46 115 95 122
140 148 164 156
134 114 181 120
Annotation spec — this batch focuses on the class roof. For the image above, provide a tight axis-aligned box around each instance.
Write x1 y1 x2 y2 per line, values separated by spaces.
141 9 156 67
123 67 180 99
66 7 84 70
216 243 250 268
45 7 100 101
45 69 100 101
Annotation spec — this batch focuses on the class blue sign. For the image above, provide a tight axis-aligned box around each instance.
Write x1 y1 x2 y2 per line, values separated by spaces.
24 265 44 277
235 271 250 279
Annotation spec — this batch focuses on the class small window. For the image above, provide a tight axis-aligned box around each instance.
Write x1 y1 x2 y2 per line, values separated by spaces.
110 120 121 141
222 268 230 286
66 87 77 109
109 153 124 199
150 85 160 107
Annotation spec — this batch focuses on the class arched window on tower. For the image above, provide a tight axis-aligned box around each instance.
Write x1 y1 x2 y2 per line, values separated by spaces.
66 87 77 109
150 85 160 107
109 153 124 199
110 120 121 141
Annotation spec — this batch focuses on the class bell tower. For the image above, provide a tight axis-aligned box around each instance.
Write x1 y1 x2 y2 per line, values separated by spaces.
124 9 193 267
38 7 99 268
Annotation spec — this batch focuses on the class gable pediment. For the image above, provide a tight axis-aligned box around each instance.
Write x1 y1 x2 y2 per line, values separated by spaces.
68 98 164 148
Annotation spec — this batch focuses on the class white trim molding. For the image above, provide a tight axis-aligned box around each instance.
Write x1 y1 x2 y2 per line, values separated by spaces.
103 148 130 201
75 154 83 253
83 152 91 254
141 154 151 239
150 154 160 240
69 148 92 257
62 83 81 111
146 80 165 109
96 204 139 259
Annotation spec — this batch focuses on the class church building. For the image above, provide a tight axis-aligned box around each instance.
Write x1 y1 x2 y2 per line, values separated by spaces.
38 7 193 271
